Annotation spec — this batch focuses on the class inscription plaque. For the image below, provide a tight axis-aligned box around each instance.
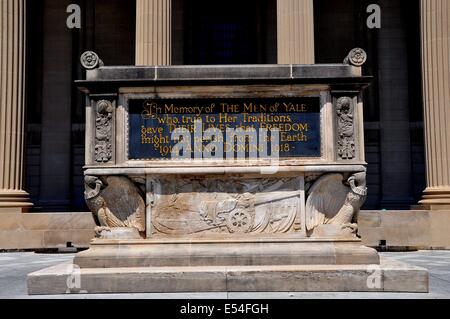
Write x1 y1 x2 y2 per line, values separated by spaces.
129 97 321 160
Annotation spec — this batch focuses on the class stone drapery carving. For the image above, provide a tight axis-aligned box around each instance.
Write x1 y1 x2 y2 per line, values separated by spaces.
336 97 356 160
305 172 367 236
85 176 146 239
94 100 113 163
150 177 302 236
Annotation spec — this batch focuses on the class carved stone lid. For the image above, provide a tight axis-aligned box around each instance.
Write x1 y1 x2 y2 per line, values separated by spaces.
77 51 372 93
84 64 367 80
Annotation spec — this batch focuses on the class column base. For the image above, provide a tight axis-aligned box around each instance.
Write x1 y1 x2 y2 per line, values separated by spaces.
0 190 33 213
419 187 450 211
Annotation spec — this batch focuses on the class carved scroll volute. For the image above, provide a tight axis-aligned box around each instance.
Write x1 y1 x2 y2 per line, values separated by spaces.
335 96 356 161
94 100 115 164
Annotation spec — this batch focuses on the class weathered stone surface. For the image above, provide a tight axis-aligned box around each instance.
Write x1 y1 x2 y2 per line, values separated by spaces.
39 63 423 296
357 210 450 249
42 230 96 248
0 213 95 250
306 173 367 237
359 212 381 228
84 64 362 82
150 177 304 237
428 211 450 249
85 176 146 238
73 240 379 268
27 258 428 295
0 231 44 250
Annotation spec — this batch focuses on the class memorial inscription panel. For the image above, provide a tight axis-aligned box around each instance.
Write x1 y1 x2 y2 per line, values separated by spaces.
129 97 321 160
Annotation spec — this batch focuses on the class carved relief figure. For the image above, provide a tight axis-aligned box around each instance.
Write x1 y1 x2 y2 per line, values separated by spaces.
305 172 367 237
85 175 146 239
336 97 356 160
151 178 302 236
95 100 113 163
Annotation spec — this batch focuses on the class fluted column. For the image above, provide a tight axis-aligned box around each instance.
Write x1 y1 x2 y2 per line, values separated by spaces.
420 0 450 210
136 0 172 65
277 0 315 64
0 0 32 212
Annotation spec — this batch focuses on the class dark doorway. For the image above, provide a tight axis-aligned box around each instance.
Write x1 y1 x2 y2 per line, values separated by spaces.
181 0 276 65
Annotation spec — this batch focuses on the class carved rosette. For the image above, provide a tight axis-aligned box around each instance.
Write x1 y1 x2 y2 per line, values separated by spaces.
80 51 103 70
94 100 114 163
336 97 356 160
344 48 367 67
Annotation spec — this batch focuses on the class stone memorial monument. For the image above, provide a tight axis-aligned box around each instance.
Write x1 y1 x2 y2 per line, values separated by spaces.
28 49 428 294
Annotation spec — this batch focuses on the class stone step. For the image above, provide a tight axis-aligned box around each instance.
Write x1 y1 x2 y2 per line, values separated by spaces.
27 257 428 295
73 240 380 268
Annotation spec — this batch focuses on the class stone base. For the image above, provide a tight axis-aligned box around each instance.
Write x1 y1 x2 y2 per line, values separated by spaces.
359 210 450 250
27 257 428 295
26 238 429 294
0 190 33 213
73 239 380 268
415 204 450 211
0 213 95 250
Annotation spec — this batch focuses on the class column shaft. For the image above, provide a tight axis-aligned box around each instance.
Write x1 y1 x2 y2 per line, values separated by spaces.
136 0 172 65
420 0 450 209
277 0 315 64
0 0 32 212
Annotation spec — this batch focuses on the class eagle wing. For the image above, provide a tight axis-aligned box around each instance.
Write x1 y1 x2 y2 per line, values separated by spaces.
305 174 349 231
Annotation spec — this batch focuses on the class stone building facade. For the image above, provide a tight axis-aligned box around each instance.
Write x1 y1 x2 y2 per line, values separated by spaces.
1 0 450 248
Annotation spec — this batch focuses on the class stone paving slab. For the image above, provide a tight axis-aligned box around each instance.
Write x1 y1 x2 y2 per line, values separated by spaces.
26 257 428 295
0 251 449 299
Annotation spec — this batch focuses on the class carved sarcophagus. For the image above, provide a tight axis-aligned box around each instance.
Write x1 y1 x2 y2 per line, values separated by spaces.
76 49 376 264
28 49 428 294
26 50 429 295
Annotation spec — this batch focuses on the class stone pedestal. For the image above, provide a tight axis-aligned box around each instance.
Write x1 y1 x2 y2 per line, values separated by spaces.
135 0 172 65
277 0 315 64
28 257 428 295
0 0 32 213
73 239 380 268
419 0 450 210
27 59 428 295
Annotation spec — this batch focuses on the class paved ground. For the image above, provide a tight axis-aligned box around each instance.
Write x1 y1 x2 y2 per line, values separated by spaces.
0 250 449 299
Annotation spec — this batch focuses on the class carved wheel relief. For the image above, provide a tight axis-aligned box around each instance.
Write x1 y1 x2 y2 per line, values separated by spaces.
227 210 253 233
151 178 302 236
